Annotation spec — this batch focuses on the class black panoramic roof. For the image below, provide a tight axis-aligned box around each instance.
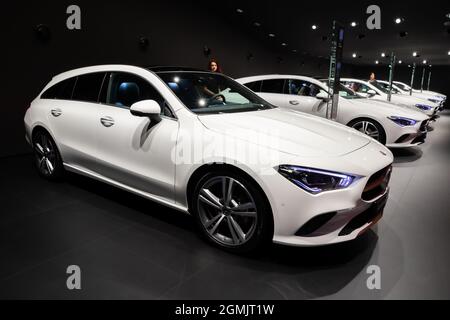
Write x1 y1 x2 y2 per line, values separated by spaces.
145 66 207 73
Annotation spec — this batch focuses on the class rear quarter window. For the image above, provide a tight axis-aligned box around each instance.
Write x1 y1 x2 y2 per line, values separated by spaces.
41 77 77 100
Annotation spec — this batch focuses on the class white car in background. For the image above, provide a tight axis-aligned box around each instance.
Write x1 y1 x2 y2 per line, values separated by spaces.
24 65 394 252
392 81 446 110
377 80 445 109
237 74 429 148
340 78 439 118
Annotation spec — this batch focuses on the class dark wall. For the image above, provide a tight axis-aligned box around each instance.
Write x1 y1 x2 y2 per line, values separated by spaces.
1 0 329 157
345 65 450 107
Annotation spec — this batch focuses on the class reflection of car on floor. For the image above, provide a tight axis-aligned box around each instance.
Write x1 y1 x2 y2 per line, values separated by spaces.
237 74 429 148
340 78 440 119
24 65 393 252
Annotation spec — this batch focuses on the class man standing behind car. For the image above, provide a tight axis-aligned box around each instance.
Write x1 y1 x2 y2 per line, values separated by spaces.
369 72 378 85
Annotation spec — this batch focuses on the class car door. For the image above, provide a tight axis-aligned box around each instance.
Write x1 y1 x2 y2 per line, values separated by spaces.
283 79 327 115
43 72 106 170
95 71 179 203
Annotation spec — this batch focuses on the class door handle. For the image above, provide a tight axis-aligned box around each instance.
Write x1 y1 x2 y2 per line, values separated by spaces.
289 100 299 105
100 116 115 127
51 108 62 117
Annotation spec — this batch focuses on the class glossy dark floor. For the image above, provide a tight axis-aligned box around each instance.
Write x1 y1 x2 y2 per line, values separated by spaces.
1 111 450 299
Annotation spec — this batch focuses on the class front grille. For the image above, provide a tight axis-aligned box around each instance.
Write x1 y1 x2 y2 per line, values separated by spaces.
362 165 391 201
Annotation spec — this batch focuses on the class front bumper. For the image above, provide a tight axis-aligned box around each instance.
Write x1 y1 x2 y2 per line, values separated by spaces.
274 191 388 246
259 141 393 247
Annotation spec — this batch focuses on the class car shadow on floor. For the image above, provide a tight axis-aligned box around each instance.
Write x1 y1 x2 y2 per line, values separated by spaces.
65 171 379 298
391 147 423 163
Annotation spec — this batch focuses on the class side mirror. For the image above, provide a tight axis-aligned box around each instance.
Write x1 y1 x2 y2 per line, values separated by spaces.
130 100 161 122
367 89 377 97
316 92 330 101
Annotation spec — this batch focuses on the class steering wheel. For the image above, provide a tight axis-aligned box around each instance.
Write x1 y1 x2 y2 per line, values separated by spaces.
208 93 227 105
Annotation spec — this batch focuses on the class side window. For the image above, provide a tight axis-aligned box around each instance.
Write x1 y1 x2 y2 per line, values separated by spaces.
72 72 107 103
244 81 262 92
261 79 285 94
102 72 171 116
285 79 323 97
41 77 77 100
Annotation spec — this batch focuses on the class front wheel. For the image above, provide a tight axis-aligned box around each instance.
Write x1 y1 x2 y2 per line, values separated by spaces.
32 130 64 180
192 170 273 253
348 118 386 145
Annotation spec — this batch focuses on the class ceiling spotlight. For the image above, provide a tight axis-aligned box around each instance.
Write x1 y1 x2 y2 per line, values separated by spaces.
312 25 318 30
281 43 287 46
381 52 386 57
395 17 404 24
236 8 244 13
350 22 357 27
268 33 275 38
375 60 379 64
292 49 298 53
412 51 418 57
398 60 402 64
448 51 450 55
352 53 357 58
253 22 261 27
423 60 427 64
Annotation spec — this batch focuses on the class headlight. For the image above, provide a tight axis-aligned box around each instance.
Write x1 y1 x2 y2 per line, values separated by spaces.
278 165 360 194
387 116 418 127
415 104 433 111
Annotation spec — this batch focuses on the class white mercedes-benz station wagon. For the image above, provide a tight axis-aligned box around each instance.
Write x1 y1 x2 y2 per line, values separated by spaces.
24 65 393 252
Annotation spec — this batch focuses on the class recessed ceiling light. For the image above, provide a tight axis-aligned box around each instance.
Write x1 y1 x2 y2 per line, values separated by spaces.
412 51 418 57
350 22 357 27
423 60 427 64
448 50 450 55
352 53 357 58
395 17 404 24
292 49 298 53
253 22 261 27
281 43 287 46
398 60 402 64
381 52 386 57
312 25 317 30
268 33 275 38
375 60 379 64
236 8 244 13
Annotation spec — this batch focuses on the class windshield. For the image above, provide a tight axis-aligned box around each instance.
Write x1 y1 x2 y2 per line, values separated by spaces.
157 72 273 114
378 82 400 94
319 80 363 100
395 82 411 91
370 81 390 94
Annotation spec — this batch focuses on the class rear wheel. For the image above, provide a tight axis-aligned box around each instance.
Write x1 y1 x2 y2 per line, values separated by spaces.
192 170 273 253
349 118 386 145
32 130 64 180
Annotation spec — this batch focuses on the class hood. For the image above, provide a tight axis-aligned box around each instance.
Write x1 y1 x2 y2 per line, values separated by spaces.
346 98 429 121
198 108 371 157
392 94 438 107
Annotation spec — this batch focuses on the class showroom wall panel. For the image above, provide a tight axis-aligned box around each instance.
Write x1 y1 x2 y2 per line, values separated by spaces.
0 0 329 158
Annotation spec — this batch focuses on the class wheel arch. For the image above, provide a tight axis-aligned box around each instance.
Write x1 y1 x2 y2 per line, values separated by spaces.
347 116 387 144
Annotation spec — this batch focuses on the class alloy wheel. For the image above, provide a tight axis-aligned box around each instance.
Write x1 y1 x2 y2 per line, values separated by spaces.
197 176 258 247
351 120 380 141
34 133 57 176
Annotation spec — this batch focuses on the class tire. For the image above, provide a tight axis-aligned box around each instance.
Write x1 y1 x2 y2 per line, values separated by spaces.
348 118 386 145
32 130 64 180
191 170 273 254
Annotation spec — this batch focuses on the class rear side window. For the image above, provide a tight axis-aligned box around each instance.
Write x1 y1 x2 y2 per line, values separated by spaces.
244 80 262 92
261 79 285 94
41 77 77 100
72 72 106 103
